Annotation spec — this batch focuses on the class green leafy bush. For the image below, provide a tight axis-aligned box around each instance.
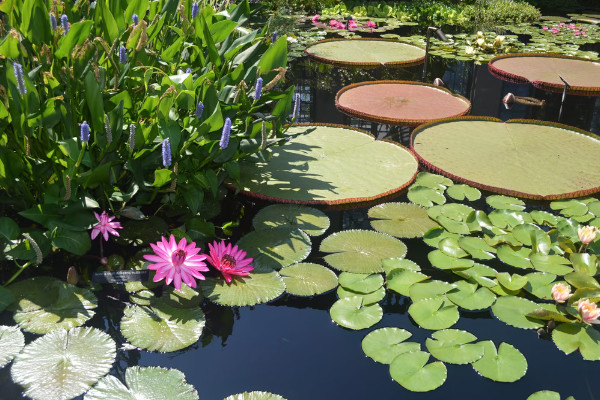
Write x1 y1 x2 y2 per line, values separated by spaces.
463 0 541 27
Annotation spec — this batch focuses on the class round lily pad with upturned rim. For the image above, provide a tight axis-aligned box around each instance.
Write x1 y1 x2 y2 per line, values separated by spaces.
11 327 116 400
408 297 460 330
336 81 470 127
0 325 24 367
329 296 383 330
236 227 311 270
85 367 198 400
389 350 447 392
304 38 425 68
471 341 527 382
425 329 485 365
233 124 419 206
362 327 420 364
280 263 338 296
252 204 330 236
321 229 407 274
224 392 287 400
368 202 439 238
411 117 600 200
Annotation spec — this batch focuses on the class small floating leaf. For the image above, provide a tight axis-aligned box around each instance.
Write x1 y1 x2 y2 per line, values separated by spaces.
409 280 456 301
0 325 24 367
491 296 547 329
338 272 383 293
458 236 497 260
552 322 600 361
524 272 558 300
428 250 474 270
497 245 534 269
530 253 573 275
408 186 446 208
439 237 469 258
362 327 420 364
526 390 562 400
447 280 496 310
337 286 386 305
471 341 527 382
387 269 429 296
423 227 461 247
489 210 533 229
486 195 526 211
426 329 484 364
330 296 383 330
368 202 439 238
252 204 330 237
409 297 460 330
237 227 311 270
446 184 481 201
550 199 588 217
389 350 447 392
414 172 453 190
496 272 528 291
382 258 421 275
530 211 558 226
280 263 338 297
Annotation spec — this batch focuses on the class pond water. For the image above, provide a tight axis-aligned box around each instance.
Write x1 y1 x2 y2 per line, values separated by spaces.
2 42 600 400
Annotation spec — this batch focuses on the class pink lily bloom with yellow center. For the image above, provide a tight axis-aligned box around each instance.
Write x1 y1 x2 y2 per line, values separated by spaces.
143 235 209 292
206 240 254 283
551 283 572 303
578 225 599 245
311 14 320 23
578 299 600 324
91 211 122 241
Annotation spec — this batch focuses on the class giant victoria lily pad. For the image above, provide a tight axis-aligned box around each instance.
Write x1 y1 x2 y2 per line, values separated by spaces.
336 81 470 126
234 124 418 206
488 54 600 96
304 38 425 68
411 117 600 200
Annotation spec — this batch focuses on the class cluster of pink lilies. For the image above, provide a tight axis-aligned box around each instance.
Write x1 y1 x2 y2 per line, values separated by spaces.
311 14 377 32
542 22 588 37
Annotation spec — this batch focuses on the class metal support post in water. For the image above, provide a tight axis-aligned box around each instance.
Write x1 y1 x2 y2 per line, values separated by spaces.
558 76 570 121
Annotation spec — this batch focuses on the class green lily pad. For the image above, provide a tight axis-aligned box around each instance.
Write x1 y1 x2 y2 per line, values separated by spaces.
489 210 533 229
458 236 497 260
407 186 447 208
497 244 534 269
198 267 285 307
471 341 527 382
0 286 15 312
130 290 155 306
409 297 460 330
423 227 461 247
321 229 407 273
552 322 600 360
236 227 311 270
0 325 24 367
491 296 547 329
530 253 573 275
526 390 567 400
280 263 338 296
389 350 447 392
409 280 456 301
387 269 430 296
252 204 330 236
414 172 453 190
8 276 97 334
337 286 386 305
428 250 474 270
338 272 383 293
486 195 526 211
570 253 597 276
425 329 485 364
446 280 496 310
160 284 203 309
496 272 528 291
564 271 600 289
85 367 198 400
432 216 470 235
330 296 383 330
446 184 481 201
466 210 495 232
438 237 469 258
382 258 421 275
368 202 439 238
454 263 497 288
11 327 116 400
550 199 588 217
530 211 558 226
524 272 559 300
224 392 287 400
120 300 205 352
588 200 600 217
512 224 551 253
362 327 420 364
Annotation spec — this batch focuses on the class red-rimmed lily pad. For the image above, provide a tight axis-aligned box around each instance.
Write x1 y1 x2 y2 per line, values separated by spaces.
335 81 471 127
411 117 600 200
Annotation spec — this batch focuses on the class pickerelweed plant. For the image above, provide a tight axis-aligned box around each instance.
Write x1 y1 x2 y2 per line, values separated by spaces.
0 0 296 280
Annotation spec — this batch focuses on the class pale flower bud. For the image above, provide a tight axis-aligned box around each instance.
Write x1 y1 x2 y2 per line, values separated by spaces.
578 225 599 244
578 299 600 324
551 283 572 303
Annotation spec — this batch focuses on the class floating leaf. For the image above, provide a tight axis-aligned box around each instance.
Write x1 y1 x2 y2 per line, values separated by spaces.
224 391 287 400
552 322 600 361
530 253 573 275
0 325 24 367
512 224 551 253
471 341 527 382
486 195 526 211
11 327 116 400
489 210 533 229
466 210 495 232
252 204 330 236
497 245 533 269
85 367 198 400
160 284 203 309
368 202 439 238
387 269 430 296
8 276 97 334
409 280 456 301
0 285 15 312
447 280 496 310
280 263 338 296
496 272 528 291
330 296 383 330
362 327 420 364
423 227 461 247
321 230 407 273
428 250 474 270
491 296 547 329
414 172 453 190
237 227 311 270
454 263 497 288
446 184 481 201
550 199 588 217
120 300 205 352
530 211 558 226
526 391 564 400
524 272 558 300
407 186 446 208
338 272 383 293
438 237 469 258
570 253 597 276
382 258 421 275
409 297 460 330
564 271 600 289
458 236 497 260
337 286 386 305
389 350 447 392
425 329 484 364
199 267 285 307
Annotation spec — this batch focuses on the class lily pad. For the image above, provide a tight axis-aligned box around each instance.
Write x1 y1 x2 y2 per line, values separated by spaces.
471 341 527 382
8 276 97 334
85 367 198 400
409 297 460 330
552 322 600 361
338 272 383 293
489 210 533 229
409 280 456 301
447 280 496 310
458 236 497 260
120 300 205 352
368 202 439 238
497 245 534 269
422 227 462 247
198 267 285 307
550 199 589 217
11 327 116 400
407 186 446 208
526 391 566 400
280 263 338 296
428 250 474 270
0 325 24 367
530 211 558 226
382 258 421 275
330 296 383 330
389 350 447 392
0 286 15 312
530 253 573 275
362 327 420 364
446 184 481 201
496 272 528 291
491 296 547 329
414 172 453 189
337 286 386 305
321 229 407 273
486 195 526 211
252 204 330 236
454 263 497 288
425 329 485 364
224 392 287 400
524 272 559 300
387 269 430 296
236 227 311 270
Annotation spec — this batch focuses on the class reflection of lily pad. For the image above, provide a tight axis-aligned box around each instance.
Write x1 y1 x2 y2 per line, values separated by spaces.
8 276 97 334
330 296 383 330
552 322 600 361
11 327 116 400
280 263 338 296
471 341 527 382
0 325 24 367
252 204 330 236
362 327 420 364
425 329 484 364
389 350 447 392
237 227 311 270
368 202 439 238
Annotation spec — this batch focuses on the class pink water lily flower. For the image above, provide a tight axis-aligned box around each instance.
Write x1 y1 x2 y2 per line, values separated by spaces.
329 19 339 27
551 283 572 303
578 299 600 324
143 235 209 291
578 225 599 244
91 211 122 241
311 14 320 23
206 240 254 283
367 21 376 28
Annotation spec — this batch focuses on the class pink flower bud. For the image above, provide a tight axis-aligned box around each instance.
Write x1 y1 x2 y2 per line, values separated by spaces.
551 283 572 303
578 225 599 244
578 299 600 324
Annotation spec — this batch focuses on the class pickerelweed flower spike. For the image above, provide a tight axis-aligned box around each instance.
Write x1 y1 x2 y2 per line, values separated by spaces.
254 77 263 101
104 114 113 143
61 14 69 35
129 124 136 150
186 67 192 73
132 14 139 26
80 121 90 143
220 118 231 149
119 46 127 64
50 13 57 31
272 32 278 42
162 138 172 167
195 102 204 119
191 2 199 19
13 62 26 95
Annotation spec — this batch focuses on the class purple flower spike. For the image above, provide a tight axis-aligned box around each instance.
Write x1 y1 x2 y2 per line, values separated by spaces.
80 121 90 143
132 14 139 26
191 2 199 19
50 13 57 31
119 46 127 64
13 62 26 95
162 138 172 167
61 14 69 35
254 77 263 101
220 118 231 149
272 32 278 42
195 102 204 119
186 67 192 73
